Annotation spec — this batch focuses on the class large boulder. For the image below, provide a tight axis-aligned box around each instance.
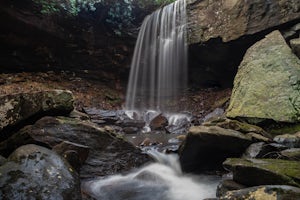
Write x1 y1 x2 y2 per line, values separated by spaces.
226 30 300 123
0 116 150 179
220 185 300 200
0 144 81 200
187 0 300 44
223 158 300 187
0 90 74 140
179 125 253 172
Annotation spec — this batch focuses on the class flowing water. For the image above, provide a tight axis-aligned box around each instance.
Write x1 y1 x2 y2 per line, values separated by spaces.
125 0 188 113
82 151 220 200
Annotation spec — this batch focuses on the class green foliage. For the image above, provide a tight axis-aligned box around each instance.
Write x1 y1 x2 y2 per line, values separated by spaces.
106 0 135 36
33 0 102 15
32 0 177 35
33 0 60 14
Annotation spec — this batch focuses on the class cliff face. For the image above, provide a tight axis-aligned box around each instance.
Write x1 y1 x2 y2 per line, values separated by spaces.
187 0 300 88
187 0 300 44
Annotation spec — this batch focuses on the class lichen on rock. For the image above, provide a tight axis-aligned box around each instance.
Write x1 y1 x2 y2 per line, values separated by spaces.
226 30 300 123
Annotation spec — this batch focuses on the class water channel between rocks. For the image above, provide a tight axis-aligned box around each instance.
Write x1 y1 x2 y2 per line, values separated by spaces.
82 107 223 199
82 150 221 200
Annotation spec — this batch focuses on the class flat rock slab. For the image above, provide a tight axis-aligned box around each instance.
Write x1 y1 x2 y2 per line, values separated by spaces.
223 158 300 187
179 125 253 172
227 30 300 123
0 90 74 140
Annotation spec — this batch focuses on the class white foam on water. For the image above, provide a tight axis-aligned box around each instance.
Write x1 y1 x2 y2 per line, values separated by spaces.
83 151 220 200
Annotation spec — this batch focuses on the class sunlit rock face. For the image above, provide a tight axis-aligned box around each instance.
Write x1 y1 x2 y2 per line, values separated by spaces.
227 31 300 123
187 0 300 89
187 0 300 44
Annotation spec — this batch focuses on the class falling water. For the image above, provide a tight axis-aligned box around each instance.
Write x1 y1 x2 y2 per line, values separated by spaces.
125 0 188 113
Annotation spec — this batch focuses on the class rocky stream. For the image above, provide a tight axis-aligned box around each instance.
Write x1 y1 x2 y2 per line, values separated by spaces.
1 0 300 199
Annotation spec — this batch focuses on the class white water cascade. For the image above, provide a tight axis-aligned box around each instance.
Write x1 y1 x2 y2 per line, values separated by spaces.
82 151 220 200
125 0 188 113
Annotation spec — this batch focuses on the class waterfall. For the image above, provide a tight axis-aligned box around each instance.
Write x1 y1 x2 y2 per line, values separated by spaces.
125 0 188 113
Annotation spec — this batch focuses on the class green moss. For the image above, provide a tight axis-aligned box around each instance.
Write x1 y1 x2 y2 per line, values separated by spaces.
267 123 300 135
224 158 300 187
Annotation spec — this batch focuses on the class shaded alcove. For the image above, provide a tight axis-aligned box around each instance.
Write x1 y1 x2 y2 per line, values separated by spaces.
187 19 300 90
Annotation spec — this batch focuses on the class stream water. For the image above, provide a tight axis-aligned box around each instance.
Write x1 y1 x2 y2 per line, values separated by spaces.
82 151 220 200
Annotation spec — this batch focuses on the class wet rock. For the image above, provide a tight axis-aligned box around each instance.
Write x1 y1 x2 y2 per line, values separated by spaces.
243 142 288 159
179 126 253 172
223 158 300 187
0 155 6 165
53 141 90 172
220 185 300 200
0 144 81 200
290 37 300 58
280 148 300 160
0 116 150 179
149 114 168 131
123 126 139 134
83 108 122 124
283 23 300 39
188 0 300 43
115 119 146 129
203 108 225 122
216 180 246 197
69 110 90 120
245 132 271 143
227 31 300 123
166 116 191 134
0 90 74 140
274 132 300 148
176 135 186 141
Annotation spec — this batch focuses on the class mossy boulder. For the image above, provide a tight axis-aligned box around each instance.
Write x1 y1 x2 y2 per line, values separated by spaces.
226 30 300 123
179 126 253 172
220 185 300 200
223 158 300 187
0 144 81 200
0 90 74 140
